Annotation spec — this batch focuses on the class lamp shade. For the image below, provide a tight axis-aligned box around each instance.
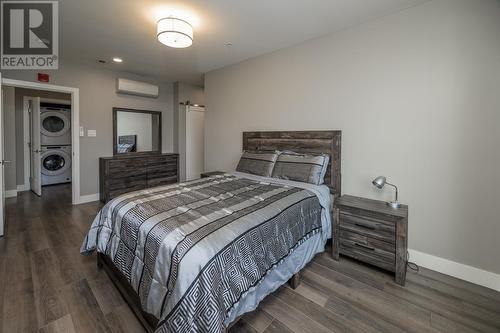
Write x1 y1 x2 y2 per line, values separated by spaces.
157 17 193 48
372 176 386 189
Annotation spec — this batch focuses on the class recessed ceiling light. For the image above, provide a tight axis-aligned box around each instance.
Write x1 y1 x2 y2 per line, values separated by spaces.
113 57 123 63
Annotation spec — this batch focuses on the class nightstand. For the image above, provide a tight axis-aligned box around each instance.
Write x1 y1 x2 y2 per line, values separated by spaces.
200 171 225 178
333 195 408 285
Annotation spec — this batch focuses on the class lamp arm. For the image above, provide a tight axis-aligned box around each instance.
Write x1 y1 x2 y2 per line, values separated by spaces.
385 182 398 202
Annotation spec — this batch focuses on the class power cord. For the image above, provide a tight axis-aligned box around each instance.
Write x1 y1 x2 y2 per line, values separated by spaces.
407 251 419 272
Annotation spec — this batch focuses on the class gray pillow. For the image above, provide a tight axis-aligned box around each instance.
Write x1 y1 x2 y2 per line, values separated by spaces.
236 151 278 177
271 151 329 185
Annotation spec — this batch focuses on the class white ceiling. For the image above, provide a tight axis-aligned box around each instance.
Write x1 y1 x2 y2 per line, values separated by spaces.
59 0 429 85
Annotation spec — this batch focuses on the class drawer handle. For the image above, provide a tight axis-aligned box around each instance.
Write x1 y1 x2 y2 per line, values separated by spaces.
354 222 375 230
354 242 375 251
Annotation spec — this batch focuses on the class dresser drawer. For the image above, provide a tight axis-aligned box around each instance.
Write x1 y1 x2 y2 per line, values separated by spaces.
339 212 395 244
108 184 146 201
340 238 395 272
147 164 177 178
147 175 178 188
107 159 146 178
146 155 178 168
107 176 146 189
147 156 178 186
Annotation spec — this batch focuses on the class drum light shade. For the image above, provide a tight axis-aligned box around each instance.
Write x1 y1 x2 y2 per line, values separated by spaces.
157 17 193 48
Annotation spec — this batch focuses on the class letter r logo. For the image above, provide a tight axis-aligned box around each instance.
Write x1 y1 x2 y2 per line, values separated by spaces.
2 2 54 54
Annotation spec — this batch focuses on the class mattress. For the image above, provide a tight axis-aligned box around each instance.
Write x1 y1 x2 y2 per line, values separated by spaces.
81 172 332 333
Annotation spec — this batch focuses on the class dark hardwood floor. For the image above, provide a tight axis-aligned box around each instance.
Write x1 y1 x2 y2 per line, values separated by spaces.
1 185 499 332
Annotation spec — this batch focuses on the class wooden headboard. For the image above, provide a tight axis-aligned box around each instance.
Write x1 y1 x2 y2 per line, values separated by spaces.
243 131 342 198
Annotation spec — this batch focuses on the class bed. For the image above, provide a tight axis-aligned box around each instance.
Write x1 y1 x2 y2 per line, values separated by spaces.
81 130 341 333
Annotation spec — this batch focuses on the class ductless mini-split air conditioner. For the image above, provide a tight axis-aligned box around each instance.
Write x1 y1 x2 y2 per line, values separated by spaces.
116 78 159 98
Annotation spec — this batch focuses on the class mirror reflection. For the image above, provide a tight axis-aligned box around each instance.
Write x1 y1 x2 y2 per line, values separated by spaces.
113 108 161 155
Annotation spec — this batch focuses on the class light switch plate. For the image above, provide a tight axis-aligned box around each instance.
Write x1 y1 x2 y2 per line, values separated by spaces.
87 129 97 137
79 126 84 137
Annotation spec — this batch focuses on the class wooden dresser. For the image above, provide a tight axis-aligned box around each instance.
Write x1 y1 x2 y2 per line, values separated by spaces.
333 195 408 285
99 154 179 203
200 171 225 178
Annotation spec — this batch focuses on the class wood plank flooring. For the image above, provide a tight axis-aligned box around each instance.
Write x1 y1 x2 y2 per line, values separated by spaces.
1 185 499 333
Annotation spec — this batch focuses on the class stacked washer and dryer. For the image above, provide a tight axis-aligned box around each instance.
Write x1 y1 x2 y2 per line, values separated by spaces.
40 103 72 186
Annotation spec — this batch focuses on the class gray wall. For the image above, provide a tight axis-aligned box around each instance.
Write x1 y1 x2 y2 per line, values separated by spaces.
173 82 204 181
2 86 16 191
14 88 70 187
2 61 174 196
205 0 500 274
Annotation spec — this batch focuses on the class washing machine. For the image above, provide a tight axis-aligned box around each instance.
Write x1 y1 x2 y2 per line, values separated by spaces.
41 146 72 185
41 104 71 145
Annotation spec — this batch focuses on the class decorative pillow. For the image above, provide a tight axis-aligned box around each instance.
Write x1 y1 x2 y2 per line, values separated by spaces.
271 151 329 185
236 151 279 177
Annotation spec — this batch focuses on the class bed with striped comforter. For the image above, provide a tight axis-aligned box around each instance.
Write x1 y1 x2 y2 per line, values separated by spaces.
81 173 331 333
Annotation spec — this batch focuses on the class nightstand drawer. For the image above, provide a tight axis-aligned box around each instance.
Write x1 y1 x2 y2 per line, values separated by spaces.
339 229 395 253
340 238 395 272
340 212 395 244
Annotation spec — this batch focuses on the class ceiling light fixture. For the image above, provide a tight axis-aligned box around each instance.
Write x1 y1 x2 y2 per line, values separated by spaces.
157 17 193 48
113 57 123 63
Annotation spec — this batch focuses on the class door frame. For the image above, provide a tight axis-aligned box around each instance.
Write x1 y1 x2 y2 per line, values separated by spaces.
2 78 81 205
0 72 4 236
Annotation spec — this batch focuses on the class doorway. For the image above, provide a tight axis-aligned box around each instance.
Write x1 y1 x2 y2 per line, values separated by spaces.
1 78 80 205
25 96 73 197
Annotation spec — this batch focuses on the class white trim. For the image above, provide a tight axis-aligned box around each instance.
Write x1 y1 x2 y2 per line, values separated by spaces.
2 78 81 205
71 89 80 205
5 189 17 198
409 249 500 292
78 193 99 204
2 79 76 94
0 72 3 237
22 97 31 191
39 97 71 105
17 184 29 192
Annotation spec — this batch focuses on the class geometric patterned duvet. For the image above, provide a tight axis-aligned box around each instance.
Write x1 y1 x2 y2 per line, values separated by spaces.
81 174 323 333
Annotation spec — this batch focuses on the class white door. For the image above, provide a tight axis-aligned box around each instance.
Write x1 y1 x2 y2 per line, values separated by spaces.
185 105 205 181
0 73 4 236
29 97 42 196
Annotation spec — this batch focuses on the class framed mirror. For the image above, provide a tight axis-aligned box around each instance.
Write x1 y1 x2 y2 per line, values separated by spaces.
113 107 162 155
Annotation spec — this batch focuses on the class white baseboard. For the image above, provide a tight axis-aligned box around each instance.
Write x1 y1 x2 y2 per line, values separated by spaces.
17 184 30 192
78 193 100 204
5 189 17 198
409 249 500 292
